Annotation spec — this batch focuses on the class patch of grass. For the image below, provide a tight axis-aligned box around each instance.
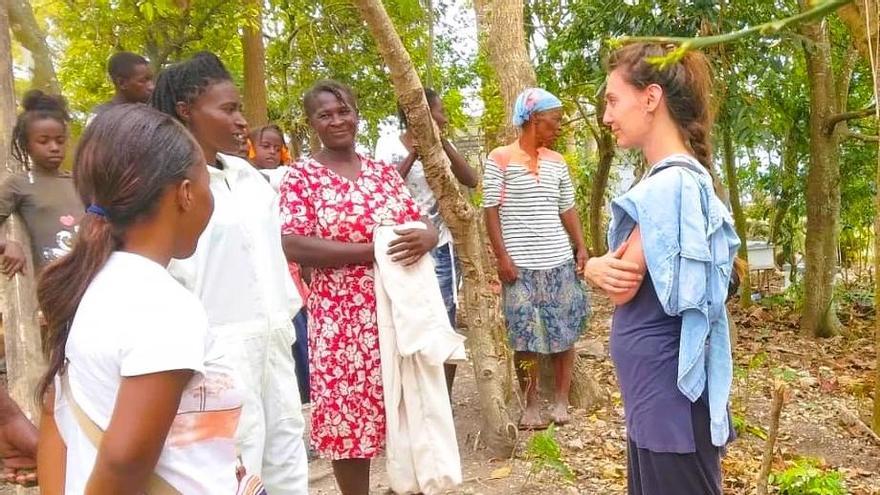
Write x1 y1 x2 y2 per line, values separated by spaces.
769 457 846 495
731 413 768 440
525 423 575 483
759 282 804 311
771 366 801 383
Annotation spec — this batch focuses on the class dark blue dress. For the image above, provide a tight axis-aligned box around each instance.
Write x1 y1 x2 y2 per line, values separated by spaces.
611 271 725 495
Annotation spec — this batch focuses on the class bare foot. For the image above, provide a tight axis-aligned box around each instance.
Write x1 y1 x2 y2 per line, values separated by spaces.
550 402 571 425
0 410 38 486
518 404 546 430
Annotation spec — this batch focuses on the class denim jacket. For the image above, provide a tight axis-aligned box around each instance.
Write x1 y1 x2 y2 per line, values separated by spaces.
607 154 741 447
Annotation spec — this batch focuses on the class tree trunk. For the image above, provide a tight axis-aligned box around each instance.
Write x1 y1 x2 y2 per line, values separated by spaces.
350 0 518 456
799 15 842 338
839 0 880 434
241 0 269 127
1 6 45 494
838 1 879 66
872 115 879 433
472 0 536 142
589 101 614 256
7 0 59 93
722 124 752 307
770 126 798 247
424 0 434 89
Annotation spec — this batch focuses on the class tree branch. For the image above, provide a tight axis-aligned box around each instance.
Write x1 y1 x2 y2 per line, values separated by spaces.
825 106 877 133
842 130 880 142
571 100 601 141
615 0 853 62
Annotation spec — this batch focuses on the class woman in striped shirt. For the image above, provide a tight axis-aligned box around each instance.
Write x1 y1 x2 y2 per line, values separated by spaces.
483 88 590 428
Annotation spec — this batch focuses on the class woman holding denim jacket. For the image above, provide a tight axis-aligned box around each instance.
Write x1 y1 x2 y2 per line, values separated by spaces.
583 44 741 495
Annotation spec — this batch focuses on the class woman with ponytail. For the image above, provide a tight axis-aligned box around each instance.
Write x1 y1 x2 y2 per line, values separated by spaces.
1 90 82 275
35 104 249 493
583 44 741 494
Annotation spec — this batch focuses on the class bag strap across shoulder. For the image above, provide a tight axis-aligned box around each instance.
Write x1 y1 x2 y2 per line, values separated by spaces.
648 157 707 178
60 362 182 495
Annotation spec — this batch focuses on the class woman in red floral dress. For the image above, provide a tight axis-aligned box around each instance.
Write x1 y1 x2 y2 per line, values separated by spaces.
279 80 438 494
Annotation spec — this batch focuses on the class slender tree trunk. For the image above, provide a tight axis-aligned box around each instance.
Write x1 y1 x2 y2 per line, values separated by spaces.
770 126 798 247
838 1 879 67
241 0 269 127
1 7 16 155
350 0 518 456
1 8 45 495
424 0 434 89
473 0 536 142
589 101 614 256
722 124 752 307
7 0 59 93
872 101 879 434
800 15 843 338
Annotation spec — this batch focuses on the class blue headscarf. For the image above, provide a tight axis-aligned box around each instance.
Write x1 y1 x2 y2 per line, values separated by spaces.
512 88 563 128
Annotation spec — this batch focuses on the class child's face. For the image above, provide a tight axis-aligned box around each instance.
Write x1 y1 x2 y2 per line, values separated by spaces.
254 130 284 169
28 118 67 171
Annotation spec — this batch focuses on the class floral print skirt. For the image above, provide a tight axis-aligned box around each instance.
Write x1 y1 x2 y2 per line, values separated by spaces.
502 259 590 353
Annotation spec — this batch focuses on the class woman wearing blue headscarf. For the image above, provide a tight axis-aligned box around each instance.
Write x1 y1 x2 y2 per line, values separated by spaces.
483 88 590 428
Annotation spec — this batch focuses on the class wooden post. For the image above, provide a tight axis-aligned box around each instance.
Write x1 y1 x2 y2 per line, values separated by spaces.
0 7 47 494
756 383 786 495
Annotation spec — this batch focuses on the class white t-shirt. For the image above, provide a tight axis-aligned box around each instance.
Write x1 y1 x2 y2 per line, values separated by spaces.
259 165 292 192
55 251 242 494
374 134 453 247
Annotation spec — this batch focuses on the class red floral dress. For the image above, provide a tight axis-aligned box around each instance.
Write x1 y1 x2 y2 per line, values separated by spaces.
279 155 421 460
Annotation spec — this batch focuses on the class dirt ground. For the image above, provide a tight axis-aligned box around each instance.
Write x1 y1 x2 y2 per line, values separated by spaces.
310 291 880 494
2 288 876 494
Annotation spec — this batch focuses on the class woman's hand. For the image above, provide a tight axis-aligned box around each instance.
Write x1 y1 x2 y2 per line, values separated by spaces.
1 241 26 278
575 246 589 275
387 226 438 266
497 254 518 284
583 242 643 294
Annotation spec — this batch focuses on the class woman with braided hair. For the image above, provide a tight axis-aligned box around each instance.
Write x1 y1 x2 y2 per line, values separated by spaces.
583 43 740 494
151 52 308 494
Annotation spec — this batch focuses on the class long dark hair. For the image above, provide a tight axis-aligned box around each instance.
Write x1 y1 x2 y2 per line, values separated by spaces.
150 51 232 123
607 43 714 170
36 104 202 399
11 90 69 168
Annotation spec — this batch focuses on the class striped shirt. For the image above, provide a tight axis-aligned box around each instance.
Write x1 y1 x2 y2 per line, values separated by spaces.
483 143 576 270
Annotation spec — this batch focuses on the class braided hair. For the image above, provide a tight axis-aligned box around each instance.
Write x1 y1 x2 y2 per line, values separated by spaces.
607 43 715 170
10 90 70 168
150 51 232 122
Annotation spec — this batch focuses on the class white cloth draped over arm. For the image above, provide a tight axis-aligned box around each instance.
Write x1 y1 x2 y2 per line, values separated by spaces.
373 221 465 495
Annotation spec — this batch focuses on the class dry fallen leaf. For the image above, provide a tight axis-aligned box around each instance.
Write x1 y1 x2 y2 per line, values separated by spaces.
488 465 511 480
